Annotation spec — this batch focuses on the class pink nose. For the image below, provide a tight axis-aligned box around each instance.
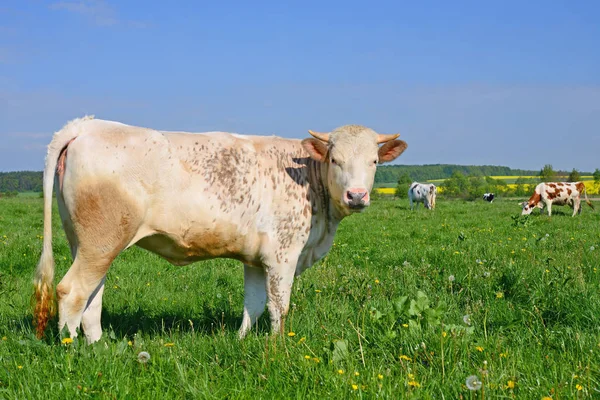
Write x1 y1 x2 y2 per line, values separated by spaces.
345 188 370 207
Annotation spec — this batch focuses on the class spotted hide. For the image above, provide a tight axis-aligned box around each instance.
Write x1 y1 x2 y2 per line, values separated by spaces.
521 182 594 216
408 182 437 210
33 117 408 342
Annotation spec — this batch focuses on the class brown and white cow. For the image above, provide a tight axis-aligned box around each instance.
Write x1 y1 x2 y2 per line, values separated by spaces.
521 181 594 216
33 117 408 342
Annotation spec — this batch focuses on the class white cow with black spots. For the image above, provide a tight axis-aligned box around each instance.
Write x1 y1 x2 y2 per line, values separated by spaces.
408 182 437 210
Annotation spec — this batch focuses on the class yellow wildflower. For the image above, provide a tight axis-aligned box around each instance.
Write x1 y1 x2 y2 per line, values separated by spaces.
496 292 504 299
378 374 384 380
351 384 358 390
164 342 174 347
312 357 320 363
287 332 296 337
408 381 420 388
2 336 6 341
127 341 132 346
499 352 508 358
297 337 306 344
338 369 344 374
354 371 360 376
315 289 321 293
375 279 380 284
304 355 311 359
507 380 515 389
17 365 23 369
408 373 415 380
400 355 411 361
62 338 73 345
476 346 484 352
541 397 552 400
442 331 447 338
576 384 583 391
402 324 409 328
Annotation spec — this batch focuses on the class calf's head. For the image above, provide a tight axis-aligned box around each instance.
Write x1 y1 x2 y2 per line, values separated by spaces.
302 125 407 215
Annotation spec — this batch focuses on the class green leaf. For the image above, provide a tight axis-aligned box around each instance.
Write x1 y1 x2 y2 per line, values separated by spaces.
331 340 349 364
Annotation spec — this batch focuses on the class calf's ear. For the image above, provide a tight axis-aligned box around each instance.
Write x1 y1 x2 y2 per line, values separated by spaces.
378 140 407 163
302 138 329 162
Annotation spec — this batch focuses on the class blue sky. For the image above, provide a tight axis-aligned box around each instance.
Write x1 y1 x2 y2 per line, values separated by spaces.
1 1 599 172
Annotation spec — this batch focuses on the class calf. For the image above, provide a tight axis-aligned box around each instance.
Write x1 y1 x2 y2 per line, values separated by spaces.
33 117 408 342
521 182 594 216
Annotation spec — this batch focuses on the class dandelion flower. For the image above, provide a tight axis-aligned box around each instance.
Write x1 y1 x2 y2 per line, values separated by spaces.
402 323 409 328
2 336 6 341
17 365 23 369
499 352 508 358
297 337 306 344
408 381 420 388
378 374 384 380
61 337 73 345
466 375 482 391
541 397 552 400
400 355 411 361
576 384 583 391
304 355 311 359
374 279 380 284
137 351 151 364
475 346 484 352
127 341 133 346
338 369 344 375
354 371 360 376
164 342 174 347
442 331 447 338
287 332 296 337
463 315 472 326
448 275 455 282
314 289 321 293
506 380 515 389
351 384 358 390
312 357 320 363
496 292 504 299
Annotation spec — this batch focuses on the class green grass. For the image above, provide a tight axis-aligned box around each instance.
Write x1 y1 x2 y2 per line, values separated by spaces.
1 197 600 399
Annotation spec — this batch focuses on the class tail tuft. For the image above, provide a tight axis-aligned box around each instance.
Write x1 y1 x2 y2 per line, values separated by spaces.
32 250 56 338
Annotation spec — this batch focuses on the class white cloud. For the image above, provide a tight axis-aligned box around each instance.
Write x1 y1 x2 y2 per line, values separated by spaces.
49 0 148 28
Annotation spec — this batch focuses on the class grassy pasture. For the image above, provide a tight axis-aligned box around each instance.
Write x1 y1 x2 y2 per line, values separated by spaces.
1 196 600 399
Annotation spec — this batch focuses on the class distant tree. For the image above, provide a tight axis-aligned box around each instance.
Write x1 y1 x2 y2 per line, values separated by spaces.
395 173 412 198
594 168 600 185
539 164 556 183
515 177 530 197
567 169 581 182
468 175 486 200
442 171 469 197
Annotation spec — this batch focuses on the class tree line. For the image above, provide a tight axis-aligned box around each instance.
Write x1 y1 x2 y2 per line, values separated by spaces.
0 171 43 194
394 165 600 200
375 164 543 184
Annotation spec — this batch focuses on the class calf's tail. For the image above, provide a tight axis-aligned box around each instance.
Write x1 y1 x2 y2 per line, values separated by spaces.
32 116 92 338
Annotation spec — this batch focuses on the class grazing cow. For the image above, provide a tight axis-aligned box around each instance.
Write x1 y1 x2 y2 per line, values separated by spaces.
408 182 437 210
483 193 495 203
33 117 408 342
521 182 594 216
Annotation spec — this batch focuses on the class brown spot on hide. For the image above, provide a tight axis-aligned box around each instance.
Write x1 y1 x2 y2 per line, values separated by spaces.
72 180 140 263
567 188 572 195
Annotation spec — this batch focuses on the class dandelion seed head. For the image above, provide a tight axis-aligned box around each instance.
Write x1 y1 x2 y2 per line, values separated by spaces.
448 275 455 282
590 246 595 251
137 351 151 363
463 315 472 326
466 375 482 391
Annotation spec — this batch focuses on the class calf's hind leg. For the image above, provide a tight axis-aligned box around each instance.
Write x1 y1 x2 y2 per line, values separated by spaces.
58 181 140 342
